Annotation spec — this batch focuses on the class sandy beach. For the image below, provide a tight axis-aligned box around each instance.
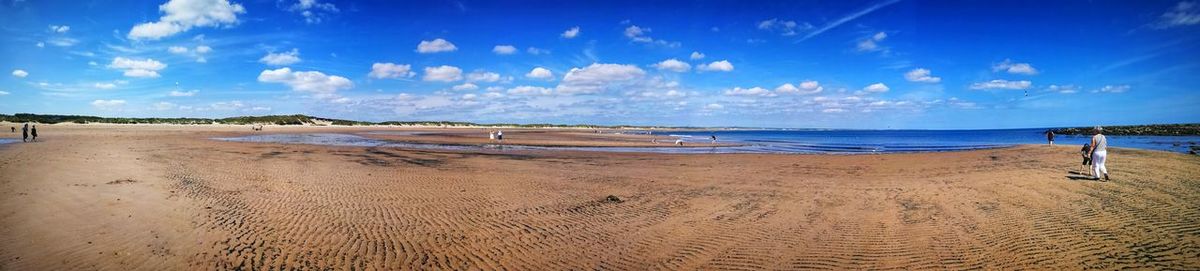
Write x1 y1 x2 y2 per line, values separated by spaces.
1 123 1198 270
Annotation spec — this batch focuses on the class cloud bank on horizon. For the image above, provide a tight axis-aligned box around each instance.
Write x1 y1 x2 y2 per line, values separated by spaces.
1 0 1198 129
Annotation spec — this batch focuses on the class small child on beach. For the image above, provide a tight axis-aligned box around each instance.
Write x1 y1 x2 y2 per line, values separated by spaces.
1079 143 1092 175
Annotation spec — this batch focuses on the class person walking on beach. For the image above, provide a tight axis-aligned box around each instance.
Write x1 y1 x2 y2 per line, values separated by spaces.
9 127 13 133
1045 130 1055 145
1087 126 1109 181
496 130 503 142
21 123 28 142
30 125 38 142
711 135 717 144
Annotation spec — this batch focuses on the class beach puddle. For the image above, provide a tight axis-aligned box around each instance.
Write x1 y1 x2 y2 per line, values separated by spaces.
0 138 18 145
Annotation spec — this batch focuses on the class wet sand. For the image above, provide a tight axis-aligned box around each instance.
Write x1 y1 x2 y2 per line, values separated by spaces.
1 124 1198 270
361 128 735 147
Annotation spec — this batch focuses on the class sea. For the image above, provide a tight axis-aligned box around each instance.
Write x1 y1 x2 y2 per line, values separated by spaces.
662 129 1200 154
215 128 1200 155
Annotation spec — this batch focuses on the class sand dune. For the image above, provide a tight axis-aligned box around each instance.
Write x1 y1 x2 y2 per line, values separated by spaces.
1 124 1198 269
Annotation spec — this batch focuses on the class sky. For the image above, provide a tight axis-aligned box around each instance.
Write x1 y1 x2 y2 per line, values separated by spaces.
1 0 1199 129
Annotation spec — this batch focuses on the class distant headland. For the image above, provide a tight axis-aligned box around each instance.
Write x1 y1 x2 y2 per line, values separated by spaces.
1050 124 1200 136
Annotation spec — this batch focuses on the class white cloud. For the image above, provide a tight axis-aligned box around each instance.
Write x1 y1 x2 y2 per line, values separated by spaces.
209 100 245 110
757 18 812 36
561 26 580 38
12 69 28 78
651 58 691 72
525 67 554 79
169 89 198 96
507 85 554 96
128 0 246 40
46 37 79 47
1094 84 1130 93
168 45 211 62
423 65 463 82
690 51 705 60
992 59 1038 75
49 25 70 33
466 70 500 82
416 38 457 53
862 82 890 93
724 86 774 97
0 90 9 96
704 103 724 110
108 57 167 78
624 25 645 39
776 80 823 95
1046 84 1079 94
904 68 941 83
492 45 517 55
969 79 1032 90
257 67 352 98
526 47 549 55
259 49 301 66
697 60 734 72
1157 1 1200 28
36 42 44 48
368 63 414 79
857 31 888 52
556 63 646 95
153 102 178 110
285 0 338 24
623 25 680 47
93 82 117 89
452 83 478 91
91 99 126 110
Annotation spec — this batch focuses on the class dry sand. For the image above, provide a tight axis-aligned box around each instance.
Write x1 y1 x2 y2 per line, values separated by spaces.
1 124 1198 270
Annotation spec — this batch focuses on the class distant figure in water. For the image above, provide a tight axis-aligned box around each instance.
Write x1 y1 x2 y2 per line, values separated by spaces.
1087 126 1109 181
21 123 28 142
1045 130 1055 145
711 135 717 144
30 125 38 142
1079 143 1092 176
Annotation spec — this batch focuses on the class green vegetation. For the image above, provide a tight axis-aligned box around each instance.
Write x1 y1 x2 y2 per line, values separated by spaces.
1051 123 1200 136
0 113 675 129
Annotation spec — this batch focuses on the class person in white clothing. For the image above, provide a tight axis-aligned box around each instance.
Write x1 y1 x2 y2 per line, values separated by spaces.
1087 126 1109 181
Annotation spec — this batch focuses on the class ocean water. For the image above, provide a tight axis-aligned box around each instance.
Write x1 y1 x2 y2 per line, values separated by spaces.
665 129 1200 154
215 129 1200 154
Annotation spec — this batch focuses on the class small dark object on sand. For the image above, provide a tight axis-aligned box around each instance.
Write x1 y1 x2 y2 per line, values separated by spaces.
604 195 623 203
106 179 137 185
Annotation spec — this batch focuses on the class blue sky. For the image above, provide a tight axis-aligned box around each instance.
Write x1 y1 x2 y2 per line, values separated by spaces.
1 0 1198 129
